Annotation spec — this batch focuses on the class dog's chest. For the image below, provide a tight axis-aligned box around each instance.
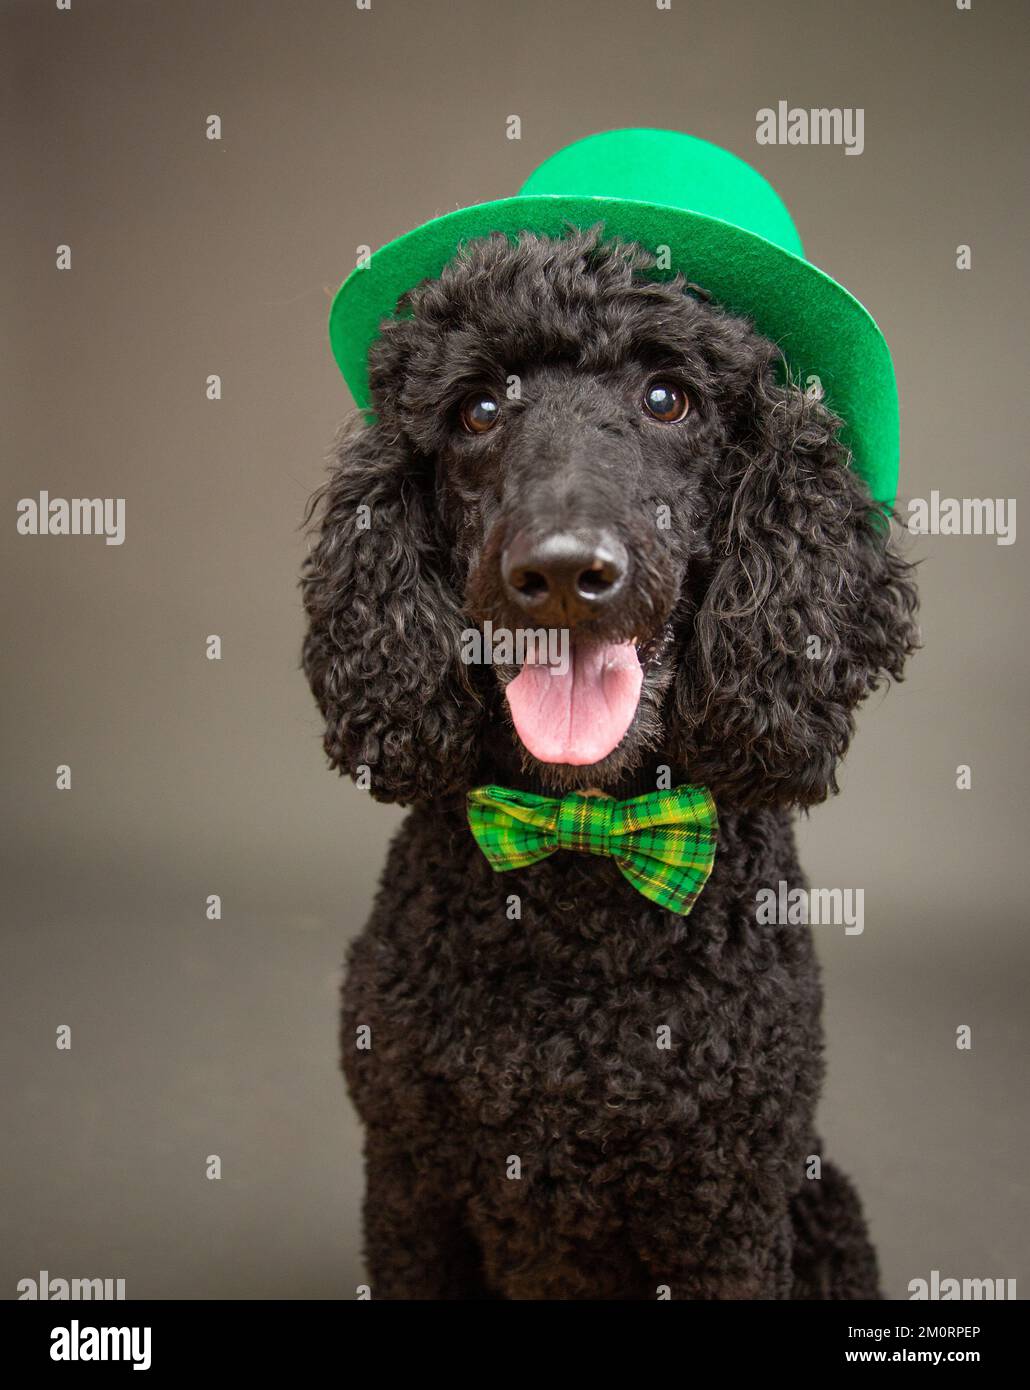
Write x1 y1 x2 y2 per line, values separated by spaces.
343 809 818 1164
356 863 793 1117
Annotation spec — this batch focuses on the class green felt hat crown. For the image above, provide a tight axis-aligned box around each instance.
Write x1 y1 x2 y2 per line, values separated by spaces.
330 128 898 506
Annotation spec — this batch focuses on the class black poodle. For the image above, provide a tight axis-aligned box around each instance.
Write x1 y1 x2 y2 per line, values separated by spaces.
301 229 918 1300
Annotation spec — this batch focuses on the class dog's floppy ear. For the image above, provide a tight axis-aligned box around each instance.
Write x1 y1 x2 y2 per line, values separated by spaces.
301 418 480 803
674 380 918 810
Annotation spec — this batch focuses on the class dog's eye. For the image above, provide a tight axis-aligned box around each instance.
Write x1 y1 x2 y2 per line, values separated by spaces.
460 391 501 434
642 380 690 423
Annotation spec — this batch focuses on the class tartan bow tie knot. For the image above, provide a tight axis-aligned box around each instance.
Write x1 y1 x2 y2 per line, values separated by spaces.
466 784 718 917
554 791 615 857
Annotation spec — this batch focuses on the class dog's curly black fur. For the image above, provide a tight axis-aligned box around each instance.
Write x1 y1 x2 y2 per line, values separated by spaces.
301 229 918 1299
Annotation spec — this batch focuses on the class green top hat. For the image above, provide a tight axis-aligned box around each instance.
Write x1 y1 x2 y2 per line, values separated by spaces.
329 128 898 507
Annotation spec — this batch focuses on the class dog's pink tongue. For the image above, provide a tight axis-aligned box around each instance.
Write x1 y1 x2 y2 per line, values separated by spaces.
506 642 643 766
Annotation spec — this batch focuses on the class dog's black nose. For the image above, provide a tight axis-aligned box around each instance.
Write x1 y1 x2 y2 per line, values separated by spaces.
501 530 628 625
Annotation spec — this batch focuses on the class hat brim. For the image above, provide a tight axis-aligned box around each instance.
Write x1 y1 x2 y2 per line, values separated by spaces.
329 195 898 508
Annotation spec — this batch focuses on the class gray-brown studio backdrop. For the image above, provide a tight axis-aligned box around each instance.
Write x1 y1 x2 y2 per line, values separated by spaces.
3 0 1028 1300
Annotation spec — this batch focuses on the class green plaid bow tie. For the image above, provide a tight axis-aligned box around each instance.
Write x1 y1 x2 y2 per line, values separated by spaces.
466 784 718 917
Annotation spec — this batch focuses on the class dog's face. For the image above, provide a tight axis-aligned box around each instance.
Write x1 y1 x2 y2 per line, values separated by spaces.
451 354 693 785
303 230 917 807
